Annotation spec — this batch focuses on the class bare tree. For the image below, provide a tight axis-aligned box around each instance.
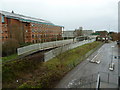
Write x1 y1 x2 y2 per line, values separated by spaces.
118 32 120 40
109 32 118 41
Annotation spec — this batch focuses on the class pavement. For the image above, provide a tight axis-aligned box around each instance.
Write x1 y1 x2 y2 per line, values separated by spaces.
56 42 119 88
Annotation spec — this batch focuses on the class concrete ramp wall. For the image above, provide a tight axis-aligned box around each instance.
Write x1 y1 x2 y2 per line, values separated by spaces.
17 39 75 55
44 39 95 62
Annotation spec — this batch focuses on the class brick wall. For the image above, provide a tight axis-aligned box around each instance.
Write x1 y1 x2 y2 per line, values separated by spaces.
30 23 62 43
1 16 9 43
0 14 2 43
1 16 63 44
7 18 25 43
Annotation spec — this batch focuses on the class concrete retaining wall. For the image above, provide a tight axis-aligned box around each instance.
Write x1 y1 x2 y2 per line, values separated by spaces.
17 39 75 55
44 39 95 62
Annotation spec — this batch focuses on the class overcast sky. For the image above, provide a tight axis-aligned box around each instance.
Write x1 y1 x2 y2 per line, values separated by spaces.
1 0 119 32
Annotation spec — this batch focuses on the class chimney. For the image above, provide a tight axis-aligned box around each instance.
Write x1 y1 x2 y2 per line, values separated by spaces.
12 10 14 13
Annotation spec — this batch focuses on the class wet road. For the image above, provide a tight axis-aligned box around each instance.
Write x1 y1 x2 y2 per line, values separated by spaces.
56 42 119 88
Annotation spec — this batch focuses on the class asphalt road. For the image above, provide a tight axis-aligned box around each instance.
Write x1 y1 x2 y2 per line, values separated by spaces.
56 42 119 88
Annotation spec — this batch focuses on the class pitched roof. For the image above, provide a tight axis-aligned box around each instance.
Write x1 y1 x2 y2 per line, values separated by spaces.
0 10 64 27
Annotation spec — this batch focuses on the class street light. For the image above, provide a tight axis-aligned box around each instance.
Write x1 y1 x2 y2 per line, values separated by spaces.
109 45 115 71
111 46 114 63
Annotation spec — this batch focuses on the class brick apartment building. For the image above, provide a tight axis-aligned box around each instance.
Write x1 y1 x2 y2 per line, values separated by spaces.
0 10 64 44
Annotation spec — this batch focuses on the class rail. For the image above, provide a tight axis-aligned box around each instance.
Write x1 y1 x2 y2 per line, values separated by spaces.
17 39 75 55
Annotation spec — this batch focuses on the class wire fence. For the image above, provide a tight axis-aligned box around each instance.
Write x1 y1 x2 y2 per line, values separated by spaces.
67 72 118 88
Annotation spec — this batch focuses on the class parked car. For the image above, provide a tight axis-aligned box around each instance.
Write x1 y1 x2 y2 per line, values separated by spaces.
89 60 101 64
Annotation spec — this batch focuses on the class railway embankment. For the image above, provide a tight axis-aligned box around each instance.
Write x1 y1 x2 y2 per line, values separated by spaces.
2 41 103 88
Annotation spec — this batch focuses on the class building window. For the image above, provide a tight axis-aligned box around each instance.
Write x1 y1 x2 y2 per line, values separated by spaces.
32 40 34 43
25 24 28 26
0 30 3 34
4 24 7 27
2 15 5 23
26 36 28 38
38 35 41 38
32 35 34 38
35 30 37 32
35 35 37 38
31 24 35 27
32 29 34 32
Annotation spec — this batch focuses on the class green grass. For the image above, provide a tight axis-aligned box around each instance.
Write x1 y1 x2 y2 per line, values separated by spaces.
20 43 33 47
2 54 18 62
2 41 103 88
45 41 102 70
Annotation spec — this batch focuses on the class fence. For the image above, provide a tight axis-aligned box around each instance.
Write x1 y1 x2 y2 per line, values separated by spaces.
100 72 118 86
44 39 95 62
67 72 118 88
17 39 74 55
67 73 98 88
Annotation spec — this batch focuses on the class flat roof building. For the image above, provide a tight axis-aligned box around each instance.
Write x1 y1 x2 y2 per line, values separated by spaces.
62 29 93 38
82 30 93 36
62 31 75 38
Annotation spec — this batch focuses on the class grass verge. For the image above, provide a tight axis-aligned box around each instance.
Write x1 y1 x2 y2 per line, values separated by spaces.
2 54 18 62
2 41 103 88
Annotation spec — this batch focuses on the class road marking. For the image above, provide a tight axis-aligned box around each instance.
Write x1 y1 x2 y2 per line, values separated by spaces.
97 47 103 53
87 58 90 61
91 51 101 62
111 46 115 48
91 53 99 61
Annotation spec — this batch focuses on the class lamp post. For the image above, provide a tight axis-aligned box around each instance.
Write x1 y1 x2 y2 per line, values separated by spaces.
111 46 114 64
109 45 115 71
62 27 64 41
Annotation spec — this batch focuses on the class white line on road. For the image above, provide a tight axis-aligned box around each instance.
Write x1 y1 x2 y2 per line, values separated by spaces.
91 51 102 61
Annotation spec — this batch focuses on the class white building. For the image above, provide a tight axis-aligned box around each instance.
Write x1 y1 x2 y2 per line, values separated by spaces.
82 30 93 36
62 31 75 38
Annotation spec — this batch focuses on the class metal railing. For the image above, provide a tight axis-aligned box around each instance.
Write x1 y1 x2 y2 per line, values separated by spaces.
17 39 74 55
67 72 118 88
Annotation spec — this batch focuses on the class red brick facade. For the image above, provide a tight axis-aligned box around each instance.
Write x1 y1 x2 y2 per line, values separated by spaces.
0 15 9 42
30 23 62 43
0 11 63 44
